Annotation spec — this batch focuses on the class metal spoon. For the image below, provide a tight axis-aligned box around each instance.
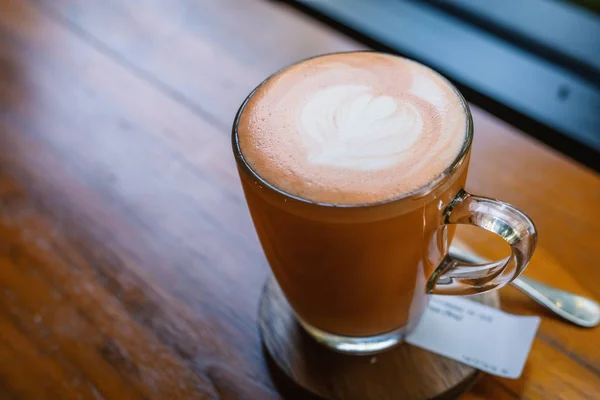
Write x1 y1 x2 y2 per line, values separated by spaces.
510 276 600 328
449 245 600 328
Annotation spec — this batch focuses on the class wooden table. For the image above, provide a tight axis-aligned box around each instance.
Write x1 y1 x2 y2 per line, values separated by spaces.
1 1 598 399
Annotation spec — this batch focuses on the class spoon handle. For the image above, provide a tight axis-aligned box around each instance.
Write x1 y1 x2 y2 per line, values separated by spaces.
511 276 600 328
448 244 600 328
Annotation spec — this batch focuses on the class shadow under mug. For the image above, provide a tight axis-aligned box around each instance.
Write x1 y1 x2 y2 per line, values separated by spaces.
232 52 537 355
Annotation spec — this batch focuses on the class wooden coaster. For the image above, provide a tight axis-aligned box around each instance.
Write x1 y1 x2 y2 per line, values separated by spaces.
259 275 500 400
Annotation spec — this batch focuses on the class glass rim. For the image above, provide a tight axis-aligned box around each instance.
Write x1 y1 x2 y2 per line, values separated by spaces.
232 51 474 209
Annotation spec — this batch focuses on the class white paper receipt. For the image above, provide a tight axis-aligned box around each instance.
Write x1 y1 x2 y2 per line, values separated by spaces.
406 295 540 379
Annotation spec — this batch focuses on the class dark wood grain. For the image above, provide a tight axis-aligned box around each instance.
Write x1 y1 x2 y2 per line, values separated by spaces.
260 275 499 400
0 0 599 399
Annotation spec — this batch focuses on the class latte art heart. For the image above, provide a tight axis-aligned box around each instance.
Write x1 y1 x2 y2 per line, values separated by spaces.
300 85 423 170
237 52 467 204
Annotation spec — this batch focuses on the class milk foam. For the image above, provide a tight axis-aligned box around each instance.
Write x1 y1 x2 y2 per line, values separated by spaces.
237 53 468 204
300 84 423 170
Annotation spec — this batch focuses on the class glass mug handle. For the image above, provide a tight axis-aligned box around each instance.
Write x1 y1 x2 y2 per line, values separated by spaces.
427 189 537 295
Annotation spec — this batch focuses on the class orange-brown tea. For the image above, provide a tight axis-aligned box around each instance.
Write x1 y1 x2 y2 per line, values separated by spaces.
238 160 469 336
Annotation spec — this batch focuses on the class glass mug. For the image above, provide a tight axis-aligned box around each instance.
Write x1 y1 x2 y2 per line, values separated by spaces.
233 53 537 354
